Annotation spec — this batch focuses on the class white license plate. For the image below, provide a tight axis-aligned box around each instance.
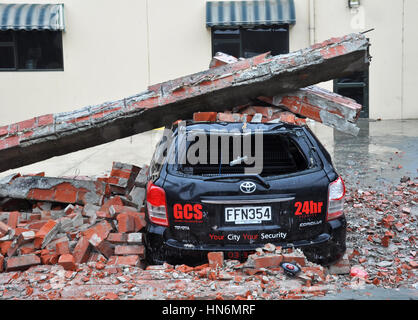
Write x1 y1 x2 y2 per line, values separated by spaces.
225 206 272 224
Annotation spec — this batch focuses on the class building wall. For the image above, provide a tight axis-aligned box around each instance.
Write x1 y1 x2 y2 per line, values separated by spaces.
0 0 417 129
0 0 150 125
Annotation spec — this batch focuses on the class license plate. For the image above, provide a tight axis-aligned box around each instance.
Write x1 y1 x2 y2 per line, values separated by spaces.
225 206 272 224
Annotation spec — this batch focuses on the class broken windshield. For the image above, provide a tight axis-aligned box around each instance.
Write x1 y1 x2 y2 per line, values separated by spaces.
166 127 311 178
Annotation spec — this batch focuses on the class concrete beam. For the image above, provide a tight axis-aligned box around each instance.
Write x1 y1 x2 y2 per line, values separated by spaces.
0 33 370 172
0 176 107 205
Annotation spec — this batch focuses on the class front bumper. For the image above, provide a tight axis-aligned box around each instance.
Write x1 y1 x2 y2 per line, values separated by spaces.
144 217 346 266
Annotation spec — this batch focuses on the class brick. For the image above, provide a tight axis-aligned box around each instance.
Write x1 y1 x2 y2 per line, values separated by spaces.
19 230 36 242
0 253 3 272
382 215 395 228
0 241 13 255
107 233 128 244
14 227 27 237
34 219 60 249
29 213 42 221
6 254 41 271
6 240 20 257
381 235 390 248
128 187 145 209
350 265 368 279
127 233 142 244
58 254 77 271
96 240 114 259
82 220 112 244
71 213 84 228
115 245 144 256
327 254 350 275
117 213 135 233
64 204 75 215
107 255 139 267
73 236 91 264
82 203 99 218
56 240 70 255
43 253 60 265
127 211 146 232
19 244 35 255
99 196 124 213
0 221 11 237
217 112 245 123
134 166 149 188
96 210 112 219
108 162 141 194
282 252 307 267
208 252 224 269
7 211 20 229
193 112 218 122
253 254 283 269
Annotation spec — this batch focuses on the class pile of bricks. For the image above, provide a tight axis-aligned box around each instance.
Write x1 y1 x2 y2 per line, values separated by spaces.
148 244 339 300
193 107 307 125
0 33 370 173
0 162 149 273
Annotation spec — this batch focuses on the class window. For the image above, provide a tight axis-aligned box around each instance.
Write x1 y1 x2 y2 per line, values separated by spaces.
0 30 63 71
212 25 289 58
171 131 309 177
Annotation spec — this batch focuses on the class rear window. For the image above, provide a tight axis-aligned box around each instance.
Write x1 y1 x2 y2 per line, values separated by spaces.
168 129 310 177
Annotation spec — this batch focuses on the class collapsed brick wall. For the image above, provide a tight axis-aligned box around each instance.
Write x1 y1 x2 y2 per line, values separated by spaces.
0 33 370 172
0 162 148 272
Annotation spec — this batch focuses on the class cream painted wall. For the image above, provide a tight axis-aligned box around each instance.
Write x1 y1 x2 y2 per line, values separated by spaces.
0 0 150 125
147 0 212 84
314 0 417 120
402 0 418 119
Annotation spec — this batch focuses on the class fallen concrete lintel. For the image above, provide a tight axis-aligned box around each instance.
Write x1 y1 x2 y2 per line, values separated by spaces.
210 52 363 135
0 33 370 172
258 86 362 136
0 176 107 205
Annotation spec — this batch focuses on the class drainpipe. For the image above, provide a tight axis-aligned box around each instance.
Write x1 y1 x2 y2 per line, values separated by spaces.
309 0 316 45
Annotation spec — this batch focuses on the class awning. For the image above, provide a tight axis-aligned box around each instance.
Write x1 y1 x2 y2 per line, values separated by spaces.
206 0 296 27
0 3 65 31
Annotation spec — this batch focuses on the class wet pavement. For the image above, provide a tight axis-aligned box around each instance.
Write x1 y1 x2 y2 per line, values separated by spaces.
311 119 418 300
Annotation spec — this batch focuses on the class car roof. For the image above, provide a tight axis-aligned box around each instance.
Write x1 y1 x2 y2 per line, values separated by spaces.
172 120 305 133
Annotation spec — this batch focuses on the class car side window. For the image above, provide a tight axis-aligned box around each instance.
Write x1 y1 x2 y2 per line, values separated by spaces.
149 135 168 182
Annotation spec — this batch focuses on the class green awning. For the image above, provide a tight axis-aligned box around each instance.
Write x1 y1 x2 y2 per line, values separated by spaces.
206 0 296 28
0 3 64 31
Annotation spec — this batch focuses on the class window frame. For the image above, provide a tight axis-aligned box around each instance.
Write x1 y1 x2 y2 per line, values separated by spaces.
0 30 64 72
211 24 290 58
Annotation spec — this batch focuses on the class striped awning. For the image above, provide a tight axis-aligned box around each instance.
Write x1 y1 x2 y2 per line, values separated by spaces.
206 0 296 27
0 3 65 31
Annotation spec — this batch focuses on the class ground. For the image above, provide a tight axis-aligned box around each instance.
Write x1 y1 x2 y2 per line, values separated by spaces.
0 119 416 300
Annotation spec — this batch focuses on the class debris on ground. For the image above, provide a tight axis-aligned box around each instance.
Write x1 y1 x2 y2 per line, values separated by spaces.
0 161 149 276
0 159 416 299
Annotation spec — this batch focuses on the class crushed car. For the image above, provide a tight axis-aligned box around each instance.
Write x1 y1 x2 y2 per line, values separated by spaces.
144 119 347 266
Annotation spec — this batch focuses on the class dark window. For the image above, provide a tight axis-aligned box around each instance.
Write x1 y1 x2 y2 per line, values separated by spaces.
172 132 308 177
0 30 63 71
212 25 289 58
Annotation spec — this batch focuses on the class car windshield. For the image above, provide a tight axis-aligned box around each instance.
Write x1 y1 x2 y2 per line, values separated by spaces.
167 127 311 177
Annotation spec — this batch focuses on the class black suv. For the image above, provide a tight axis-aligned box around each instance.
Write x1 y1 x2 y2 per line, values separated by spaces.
143 120 346 266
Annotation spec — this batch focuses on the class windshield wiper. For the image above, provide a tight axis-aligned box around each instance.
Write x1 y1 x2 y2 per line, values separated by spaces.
204 174 270 189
